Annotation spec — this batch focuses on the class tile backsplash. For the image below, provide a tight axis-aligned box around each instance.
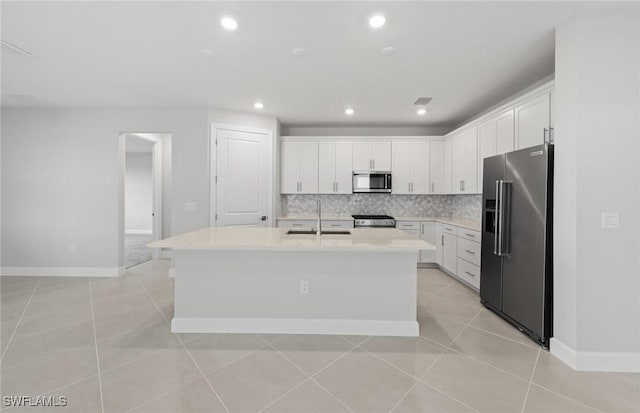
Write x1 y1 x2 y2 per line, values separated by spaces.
280 194 482 221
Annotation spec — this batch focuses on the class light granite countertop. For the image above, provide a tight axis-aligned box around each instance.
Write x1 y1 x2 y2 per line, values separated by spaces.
149 227 433 251
276 215 481 232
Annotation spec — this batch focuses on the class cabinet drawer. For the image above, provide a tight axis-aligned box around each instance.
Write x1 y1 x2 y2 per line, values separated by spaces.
457 238 481 266
457 258 480 290
323 220 354 229
459 228 481 242
397 221 420 231
443 224 458 236
277 220 314 229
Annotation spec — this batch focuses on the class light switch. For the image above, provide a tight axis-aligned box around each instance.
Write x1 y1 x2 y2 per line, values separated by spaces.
601 212 619 229
184 202 197 211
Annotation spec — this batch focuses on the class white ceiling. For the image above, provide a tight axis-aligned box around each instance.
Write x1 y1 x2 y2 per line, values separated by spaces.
1 1 633 127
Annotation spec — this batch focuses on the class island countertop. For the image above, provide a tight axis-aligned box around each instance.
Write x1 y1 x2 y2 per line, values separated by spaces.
149 227 434 251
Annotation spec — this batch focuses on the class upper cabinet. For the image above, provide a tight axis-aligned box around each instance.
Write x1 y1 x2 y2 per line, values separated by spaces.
514 91 552 150
280 140 318 194
450 127 478 194
430 140 445 194
353 140 391 171
318 140 353 194
478 109 514 190
444 138 452 194
392 141 430 194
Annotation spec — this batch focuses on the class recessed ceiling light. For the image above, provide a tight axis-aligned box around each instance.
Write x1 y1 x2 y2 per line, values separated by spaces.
254 102 264 109
292 48 307 57
200 49 216 58
381 46 396 56
221 17 238 31
369 15 386 29
417 108 427 115
345 108 355 115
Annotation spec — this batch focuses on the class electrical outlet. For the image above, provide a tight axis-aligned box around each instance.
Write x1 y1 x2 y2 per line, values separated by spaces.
69 244 76 254
184 202 197 211
299 280 309 294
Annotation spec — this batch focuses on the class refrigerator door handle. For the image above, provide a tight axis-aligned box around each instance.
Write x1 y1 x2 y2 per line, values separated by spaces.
494 180 501 255
498 180 512 256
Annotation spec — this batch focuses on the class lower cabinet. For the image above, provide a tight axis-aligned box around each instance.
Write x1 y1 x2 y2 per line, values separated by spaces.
442 233 458 274
396 221 421 263
420 222 436 263
435 223 482 291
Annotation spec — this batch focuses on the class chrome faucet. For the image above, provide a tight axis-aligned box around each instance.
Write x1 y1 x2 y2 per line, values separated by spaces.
316 199 322 236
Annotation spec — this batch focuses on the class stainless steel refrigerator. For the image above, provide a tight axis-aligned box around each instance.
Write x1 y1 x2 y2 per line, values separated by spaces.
480 143 553 347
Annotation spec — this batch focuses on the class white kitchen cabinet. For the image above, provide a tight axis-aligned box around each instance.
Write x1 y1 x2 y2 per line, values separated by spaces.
280 140 318 194
444 138 452 194
353 140 391 172
392 141 429 194
515 92 551 150
478 109 514 191
442 233 458 274
420 221 436 263
434 222 443 266
451 127 478 194
430 140 445 194
319 140 352 194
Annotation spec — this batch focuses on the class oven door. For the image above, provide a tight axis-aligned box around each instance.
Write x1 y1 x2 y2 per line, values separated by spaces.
352 173 392 193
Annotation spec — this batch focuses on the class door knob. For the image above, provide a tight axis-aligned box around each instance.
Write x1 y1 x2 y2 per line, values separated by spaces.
260 216 268 221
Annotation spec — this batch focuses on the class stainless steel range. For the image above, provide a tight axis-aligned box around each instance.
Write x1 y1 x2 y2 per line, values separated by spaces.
352 215 396 228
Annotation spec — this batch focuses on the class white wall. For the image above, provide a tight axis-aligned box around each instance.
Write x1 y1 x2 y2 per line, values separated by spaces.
554 8 640 370
125 152 152 234
1 107 278 270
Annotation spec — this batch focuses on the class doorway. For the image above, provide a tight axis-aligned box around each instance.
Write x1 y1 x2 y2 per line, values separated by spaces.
121 133 170 269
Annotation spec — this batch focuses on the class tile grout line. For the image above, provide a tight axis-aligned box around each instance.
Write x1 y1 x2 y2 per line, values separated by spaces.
88 282 105 413
1 277 41 361
526 382 605 413
256 334 357 413
133 274 231 413
519 347 541 413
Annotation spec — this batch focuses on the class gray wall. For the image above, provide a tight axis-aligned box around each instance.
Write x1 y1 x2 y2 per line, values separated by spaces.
1 107 278 269
125 152 153 233
554 9 639 359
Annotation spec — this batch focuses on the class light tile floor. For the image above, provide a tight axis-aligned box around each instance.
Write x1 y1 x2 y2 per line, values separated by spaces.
1 261 638 413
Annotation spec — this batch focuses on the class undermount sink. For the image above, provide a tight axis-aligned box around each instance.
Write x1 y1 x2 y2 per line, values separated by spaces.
286 229 351 235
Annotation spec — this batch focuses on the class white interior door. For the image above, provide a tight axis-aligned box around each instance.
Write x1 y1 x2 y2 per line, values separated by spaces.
214 127 271 227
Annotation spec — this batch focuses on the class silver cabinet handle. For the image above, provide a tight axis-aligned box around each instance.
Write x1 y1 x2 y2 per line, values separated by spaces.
464 250 476 255
543 128 548 143
330 224 341 227
372 159 375 170
335 182 338 192
465 233 475 238
441 235 444 245
421 225 424 235
431 182 434 193
465 271 476 277
444 227 453 232
292 223 303 227
408 182 411 192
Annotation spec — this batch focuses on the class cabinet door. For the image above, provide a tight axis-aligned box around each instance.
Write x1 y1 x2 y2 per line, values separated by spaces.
478 119 497 194
451 133 465 194
496 109 515 154
318 141 336 194
444 138 452 194
430 141 445 194
420 222 436 263
443 233 458 274
352 141 371 171
297 141 318 193
411 141 430 194
334 141 353 194
515 92 550 150
281 141 299 194
435 222 444 266
464 127 478 193
371 141 391 171
392 141 412 194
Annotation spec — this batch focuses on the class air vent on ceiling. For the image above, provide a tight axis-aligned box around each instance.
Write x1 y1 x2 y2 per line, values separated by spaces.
413 97 433 106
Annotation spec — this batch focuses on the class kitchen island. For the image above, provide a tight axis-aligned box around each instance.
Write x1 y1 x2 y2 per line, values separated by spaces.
149 227 433 337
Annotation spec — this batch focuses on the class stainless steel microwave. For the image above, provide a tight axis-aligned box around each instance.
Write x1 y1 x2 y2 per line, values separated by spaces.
352 172 392 193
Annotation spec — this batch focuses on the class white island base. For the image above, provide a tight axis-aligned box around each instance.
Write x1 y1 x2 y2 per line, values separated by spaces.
171 249 419 337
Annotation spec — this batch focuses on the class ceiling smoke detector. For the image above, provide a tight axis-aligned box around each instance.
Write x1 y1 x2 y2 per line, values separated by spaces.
413 97 433 106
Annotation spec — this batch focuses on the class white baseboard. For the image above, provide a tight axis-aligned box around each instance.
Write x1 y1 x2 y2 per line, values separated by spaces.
172 317 419 337
125 229 152 235
550 338 640 372
1 267 125 277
